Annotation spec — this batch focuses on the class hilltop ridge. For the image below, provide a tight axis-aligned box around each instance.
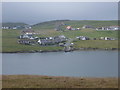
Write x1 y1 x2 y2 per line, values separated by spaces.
31 20 118 30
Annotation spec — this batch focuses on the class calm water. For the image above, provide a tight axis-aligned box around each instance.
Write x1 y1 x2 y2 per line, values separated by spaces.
2 51 118 77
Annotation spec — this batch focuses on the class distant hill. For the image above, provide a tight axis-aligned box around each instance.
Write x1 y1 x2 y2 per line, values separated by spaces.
32 20 70 30
32 20 118 30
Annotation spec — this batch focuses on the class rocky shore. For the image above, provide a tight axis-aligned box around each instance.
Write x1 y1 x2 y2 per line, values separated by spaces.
1 47 118 53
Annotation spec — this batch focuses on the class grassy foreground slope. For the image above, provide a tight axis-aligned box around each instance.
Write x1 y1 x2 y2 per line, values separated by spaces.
2 75 118 88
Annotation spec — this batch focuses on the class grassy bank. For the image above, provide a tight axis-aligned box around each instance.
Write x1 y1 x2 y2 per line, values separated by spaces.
2 75 118 88
73 40 118 49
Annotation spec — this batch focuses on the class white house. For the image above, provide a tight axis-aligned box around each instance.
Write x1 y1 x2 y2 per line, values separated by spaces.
38 39 42 44
49 37 53 40
2 27 9 29
13 27 17 29
105 37 108 40
81 37 86 40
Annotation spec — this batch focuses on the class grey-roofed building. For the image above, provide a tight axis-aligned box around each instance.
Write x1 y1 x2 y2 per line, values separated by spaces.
76 36 90 40
82 25 93 29
19 34 33 39
38 35 67 46
18 39 36 45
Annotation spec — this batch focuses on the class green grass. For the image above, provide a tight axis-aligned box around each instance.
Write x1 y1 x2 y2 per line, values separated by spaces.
2 75 118 88
73 40 118 49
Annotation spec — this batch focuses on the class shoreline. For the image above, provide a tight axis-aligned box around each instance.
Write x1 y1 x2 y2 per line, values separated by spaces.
1 48 119 53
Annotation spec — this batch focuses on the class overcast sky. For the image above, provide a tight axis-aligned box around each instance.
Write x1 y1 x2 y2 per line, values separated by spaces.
2 2 118 25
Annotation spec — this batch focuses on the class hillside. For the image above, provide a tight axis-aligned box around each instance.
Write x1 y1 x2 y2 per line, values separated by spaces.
2 20 119 53
32 20 118 30
32 20 70 29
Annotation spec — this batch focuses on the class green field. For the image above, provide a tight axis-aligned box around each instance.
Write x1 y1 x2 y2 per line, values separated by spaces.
2 20 119 52
74 40 118 49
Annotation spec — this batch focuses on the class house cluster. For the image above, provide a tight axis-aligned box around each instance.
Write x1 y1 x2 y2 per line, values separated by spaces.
18 33 68 46
24 25 32 29
18 39 36 45
99 37 116 40
82 25 119 31
66 26 80 30
19 34 35 40
2 26 20 30
18 30 39 45
66 25 95 30
2 25 32 30
96 26 119 31
22 29 37 35
19 30 38 40
76 36 116 41
37 35 67 46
